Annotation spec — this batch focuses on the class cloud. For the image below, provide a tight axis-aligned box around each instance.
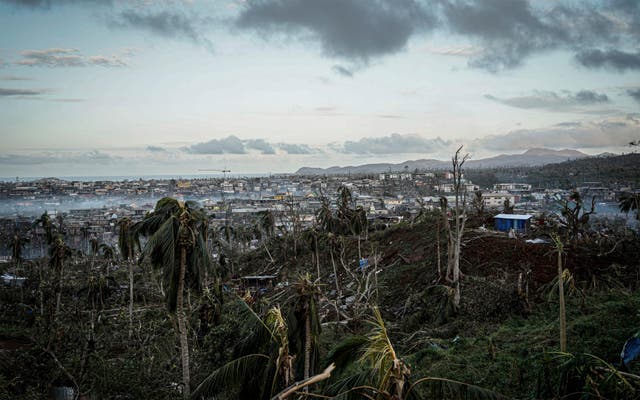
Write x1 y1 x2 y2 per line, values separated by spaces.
111 10 213 50
332 65 354 77
16 48 129 68
474 117 640 150
0 87 46 96
186 136 318 155
0 75 33 81
186 135 247 154
437 0 637 72
245 138 276 154
146 145 166 152
277 143 315 154
0 150 119 165
484 90 610 112
628 89 640 103
439 0 563 71
575 49 640 71
427 44 482 57
0 0 111 9
342 134 451 154
236 0 436 63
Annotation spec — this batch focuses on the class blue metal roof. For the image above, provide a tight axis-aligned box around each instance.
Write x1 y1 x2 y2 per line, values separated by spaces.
493 214 533 220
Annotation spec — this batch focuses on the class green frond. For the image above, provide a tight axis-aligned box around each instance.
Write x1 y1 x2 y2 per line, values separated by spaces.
326 336 370 371
407 377 508 400
191 353 271 399
325 369 379 400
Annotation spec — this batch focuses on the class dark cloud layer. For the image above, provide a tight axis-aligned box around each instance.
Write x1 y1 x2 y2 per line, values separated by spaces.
332 65 354 77
17 48 127 68
440 0 560 70
575 49 640 71
485 90 610 112
628 89 640 104
0 150 118 165
245 139 276 154
236 0 435 62
112 10 213 50
343 134 451 154
0 87 45 96
4 0 639 73
0 0 110 8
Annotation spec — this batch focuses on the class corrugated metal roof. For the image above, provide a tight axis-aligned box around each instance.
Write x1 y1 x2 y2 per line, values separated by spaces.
493 214 533 220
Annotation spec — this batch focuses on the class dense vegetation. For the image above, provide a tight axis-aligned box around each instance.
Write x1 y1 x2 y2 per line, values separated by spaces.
465 153 640 188
1 188 639 399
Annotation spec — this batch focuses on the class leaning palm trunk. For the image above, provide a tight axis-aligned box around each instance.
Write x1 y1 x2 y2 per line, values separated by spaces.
55 263 63 318
558 252 567 352
315 235 320 279
128 259 134 339
178 246 191 398
304 309 312 385
330 248 341 323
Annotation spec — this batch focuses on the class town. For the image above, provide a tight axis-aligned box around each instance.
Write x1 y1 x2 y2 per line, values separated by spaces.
1 154 635 261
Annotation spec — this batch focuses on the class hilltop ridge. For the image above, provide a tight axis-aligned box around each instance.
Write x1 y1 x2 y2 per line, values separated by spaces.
296 148 590 175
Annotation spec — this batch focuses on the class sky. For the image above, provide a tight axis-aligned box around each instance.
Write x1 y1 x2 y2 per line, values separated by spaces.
0 0 639 177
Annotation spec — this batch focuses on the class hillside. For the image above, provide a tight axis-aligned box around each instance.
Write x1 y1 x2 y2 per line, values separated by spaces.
295 148 589 175
465 152 640 188
2 202 640 399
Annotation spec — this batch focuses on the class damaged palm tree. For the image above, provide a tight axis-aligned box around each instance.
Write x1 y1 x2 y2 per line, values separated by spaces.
326 307 504 399
193 303 323 400
440 146 469 311
118 217 138 339
136 197 211 399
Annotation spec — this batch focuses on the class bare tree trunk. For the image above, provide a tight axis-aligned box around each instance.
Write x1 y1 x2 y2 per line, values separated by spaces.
314 235 320 280
303 308 312 391
39 261 44 316
128 260 134 339
55 263 63 319
330 249 341 323
557 248 567 352
436 219 441 279
177 246 191 398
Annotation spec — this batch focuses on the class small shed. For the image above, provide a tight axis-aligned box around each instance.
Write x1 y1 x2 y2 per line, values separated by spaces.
493 214 533 233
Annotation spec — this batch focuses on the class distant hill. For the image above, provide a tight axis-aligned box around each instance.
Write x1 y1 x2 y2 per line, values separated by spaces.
465 152 640 188
295 148 589 175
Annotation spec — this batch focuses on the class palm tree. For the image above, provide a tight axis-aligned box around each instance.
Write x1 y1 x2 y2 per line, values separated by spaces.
33 211 55 257
317 197 335 233
302 226 322 279
118 217 138 339
619 192 640 220
49 235 72 318
259 209 275 238
11 233 29 266
136 197 210 399
326 307 505 400
290 274 322 385
193 302 321 400
87 236 98 269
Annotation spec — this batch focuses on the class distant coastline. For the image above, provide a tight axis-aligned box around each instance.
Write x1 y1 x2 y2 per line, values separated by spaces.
0 173 273 183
